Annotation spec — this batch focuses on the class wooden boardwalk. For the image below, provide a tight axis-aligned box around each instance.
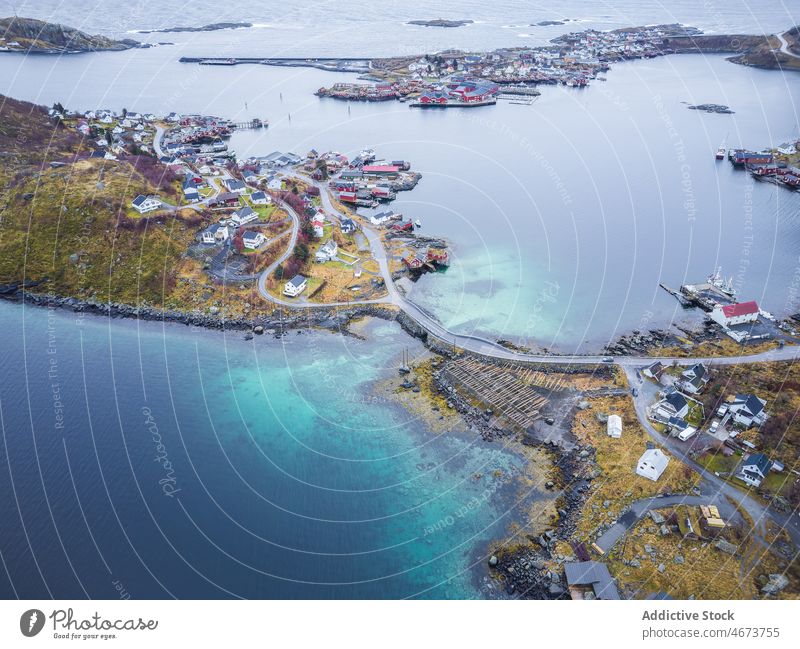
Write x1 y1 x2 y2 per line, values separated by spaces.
443 357 565 430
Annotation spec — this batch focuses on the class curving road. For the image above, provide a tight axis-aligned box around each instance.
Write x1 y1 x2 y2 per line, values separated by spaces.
776 32 800 60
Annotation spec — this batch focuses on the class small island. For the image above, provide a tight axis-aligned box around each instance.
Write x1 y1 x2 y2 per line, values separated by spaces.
407 19 474 28
0 16 139 53
135 22 254 34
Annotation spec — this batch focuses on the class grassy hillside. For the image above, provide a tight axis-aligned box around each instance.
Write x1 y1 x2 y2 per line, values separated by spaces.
0 94 197 306
0 16 138 52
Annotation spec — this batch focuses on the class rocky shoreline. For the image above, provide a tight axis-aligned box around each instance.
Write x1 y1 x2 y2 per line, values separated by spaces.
428 359 596 598
0 286 402 340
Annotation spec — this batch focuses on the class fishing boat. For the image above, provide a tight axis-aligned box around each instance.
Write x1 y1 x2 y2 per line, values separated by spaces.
415 219 422 228
715 143 726 160
707 266 736 297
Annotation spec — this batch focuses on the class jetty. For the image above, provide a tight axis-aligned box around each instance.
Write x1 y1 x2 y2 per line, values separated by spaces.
181 56 371 72
230 118 267 129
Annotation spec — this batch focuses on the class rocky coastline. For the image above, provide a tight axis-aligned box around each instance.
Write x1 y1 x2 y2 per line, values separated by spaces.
0 16 141 53
428 357 595 598
0 286 401 340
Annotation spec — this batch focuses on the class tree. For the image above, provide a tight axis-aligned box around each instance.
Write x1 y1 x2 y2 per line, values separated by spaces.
122 107 128 118
300 221 315 240
105 128 113 146
293 242 309 262
232 232 245 253
273 264 284 280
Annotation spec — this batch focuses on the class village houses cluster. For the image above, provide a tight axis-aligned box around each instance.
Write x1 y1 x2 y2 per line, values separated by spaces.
642 360 781 489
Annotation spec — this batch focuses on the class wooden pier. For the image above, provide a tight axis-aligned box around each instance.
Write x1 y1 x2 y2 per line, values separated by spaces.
230 118 267 130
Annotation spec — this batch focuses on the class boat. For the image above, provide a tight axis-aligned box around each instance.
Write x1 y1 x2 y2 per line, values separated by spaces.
415 219 422 228
707 266 736 297
715 143 726 160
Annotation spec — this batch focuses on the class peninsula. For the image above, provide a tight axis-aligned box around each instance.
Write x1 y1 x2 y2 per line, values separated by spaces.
0 16 140 53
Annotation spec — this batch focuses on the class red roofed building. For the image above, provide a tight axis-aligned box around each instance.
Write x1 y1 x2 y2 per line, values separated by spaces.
362 165 400 177
710 300 759 327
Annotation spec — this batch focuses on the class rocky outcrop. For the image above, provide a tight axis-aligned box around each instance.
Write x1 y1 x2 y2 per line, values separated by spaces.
407 19 473 28
136 22 253 34
0 17 140 53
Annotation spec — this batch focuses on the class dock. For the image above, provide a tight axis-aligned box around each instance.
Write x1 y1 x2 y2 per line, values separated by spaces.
230 118 267 130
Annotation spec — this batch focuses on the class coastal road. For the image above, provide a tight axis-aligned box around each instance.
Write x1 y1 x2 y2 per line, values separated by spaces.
776 32 800 60
594 493 737 553
260 170 800 367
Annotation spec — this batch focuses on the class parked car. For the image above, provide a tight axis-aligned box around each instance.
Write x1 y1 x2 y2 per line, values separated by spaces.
602 357 614 363
709 420 720 433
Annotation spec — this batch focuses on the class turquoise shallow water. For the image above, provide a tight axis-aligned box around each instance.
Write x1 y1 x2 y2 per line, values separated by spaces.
0 301 541 598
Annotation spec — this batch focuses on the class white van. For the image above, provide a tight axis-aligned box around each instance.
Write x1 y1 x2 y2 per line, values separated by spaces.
678 426 698 441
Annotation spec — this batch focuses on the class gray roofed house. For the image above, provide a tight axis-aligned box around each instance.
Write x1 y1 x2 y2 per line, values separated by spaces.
564 561 620 600
653 390 689 422
729 394 767 428
738 452 774 487
680 362 710 394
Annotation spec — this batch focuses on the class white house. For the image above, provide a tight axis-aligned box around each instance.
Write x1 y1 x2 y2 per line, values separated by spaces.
636 448 669 482
241 231 266 250
642 361 664 382
283 275 308 297
311 218 325 238
315 239 338 263
728 394 768 428
652 391 689 422
230 207 259 227
370 210 397 226
224 178 247 194
131 194 162 214
250 191 271 205
680 363 709 394
709 301 759 328
200 223 229 244
738 453 773 487
606 414 622 439
183 184 200 202
340 217 356 234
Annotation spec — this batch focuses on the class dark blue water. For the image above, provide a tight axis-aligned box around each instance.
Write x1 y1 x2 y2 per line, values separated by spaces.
0 301 539 599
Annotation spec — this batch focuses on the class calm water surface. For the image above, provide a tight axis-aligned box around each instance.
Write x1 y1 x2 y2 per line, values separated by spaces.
1 1 800 599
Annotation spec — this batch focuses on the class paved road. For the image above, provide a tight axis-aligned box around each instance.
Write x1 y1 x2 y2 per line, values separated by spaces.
595 493 736 553
777 32 800 60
